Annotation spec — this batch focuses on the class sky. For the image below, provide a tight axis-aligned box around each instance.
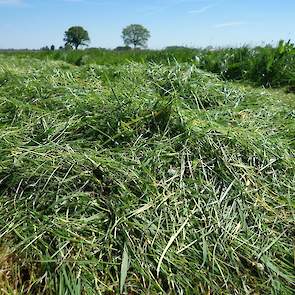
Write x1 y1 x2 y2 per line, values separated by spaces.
0 0 294 49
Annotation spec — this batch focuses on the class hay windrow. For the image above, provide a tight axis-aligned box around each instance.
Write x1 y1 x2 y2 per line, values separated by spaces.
0 56 294 294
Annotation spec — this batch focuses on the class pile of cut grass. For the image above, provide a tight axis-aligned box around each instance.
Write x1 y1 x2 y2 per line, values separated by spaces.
0 56 294 294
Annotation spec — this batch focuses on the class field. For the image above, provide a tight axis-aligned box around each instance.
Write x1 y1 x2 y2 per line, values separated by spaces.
0 51 294 294
4 41 295 89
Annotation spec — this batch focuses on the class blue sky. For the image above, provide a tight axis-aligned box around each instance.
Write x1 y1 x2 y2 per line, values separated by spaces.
0 0 294 49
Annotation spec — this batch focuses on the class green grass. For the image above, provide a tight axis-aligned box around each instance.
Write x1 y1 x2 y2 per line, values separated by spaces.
0 55 294 294
3 40 294 89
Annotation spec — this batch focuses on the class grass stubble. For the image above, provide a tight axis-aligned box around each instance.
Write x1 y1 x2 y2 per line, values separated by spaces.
0 56 294 294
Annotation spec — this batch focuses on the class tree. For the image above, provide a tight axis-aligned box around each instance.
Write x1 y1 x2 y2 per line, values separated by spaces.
114 46 132 51
64 43 73 51
50 45 55 51
64 26 90 50
122 24 150 49
41 46 50 51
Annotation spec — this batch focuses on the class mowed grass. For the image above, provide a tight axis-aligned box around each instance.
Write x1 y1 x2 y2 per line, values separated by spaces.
0 55 294 294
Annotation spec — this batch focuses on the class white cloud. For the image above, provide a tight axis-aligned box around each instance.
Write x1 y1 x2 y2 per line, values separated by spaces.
188 5 212 14
214 22 248 28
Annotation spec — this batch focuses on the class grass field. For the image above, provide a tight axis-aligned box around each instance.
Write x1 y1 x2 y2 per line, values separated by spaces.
0 54 294 294
4 40 295 90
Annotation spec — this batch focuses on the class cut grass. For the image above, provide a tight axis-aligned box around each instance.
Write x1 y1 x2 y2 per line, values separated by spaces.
0 56 294 294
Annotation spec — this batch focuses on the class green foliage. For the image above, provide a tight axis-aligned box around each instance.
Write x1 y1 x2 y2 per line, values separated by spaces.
64 26 90 50
200 40 295 88
122 24 151 49
41 45 50 51
0 56 294 294
114 46 132 51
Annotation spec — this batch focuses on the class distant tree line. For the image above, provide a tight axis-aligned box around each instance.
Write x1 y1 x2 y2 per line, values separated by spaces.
42 24 151 51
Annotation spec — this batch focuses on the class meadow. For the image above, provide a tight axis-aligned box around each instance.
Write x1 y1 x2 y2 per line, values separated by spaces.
0 48 294 294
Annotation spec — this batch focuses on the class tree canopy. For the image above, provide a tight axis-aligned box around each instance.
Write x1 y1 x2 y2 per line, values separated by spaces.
122 24 151 49
64 26 90 50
